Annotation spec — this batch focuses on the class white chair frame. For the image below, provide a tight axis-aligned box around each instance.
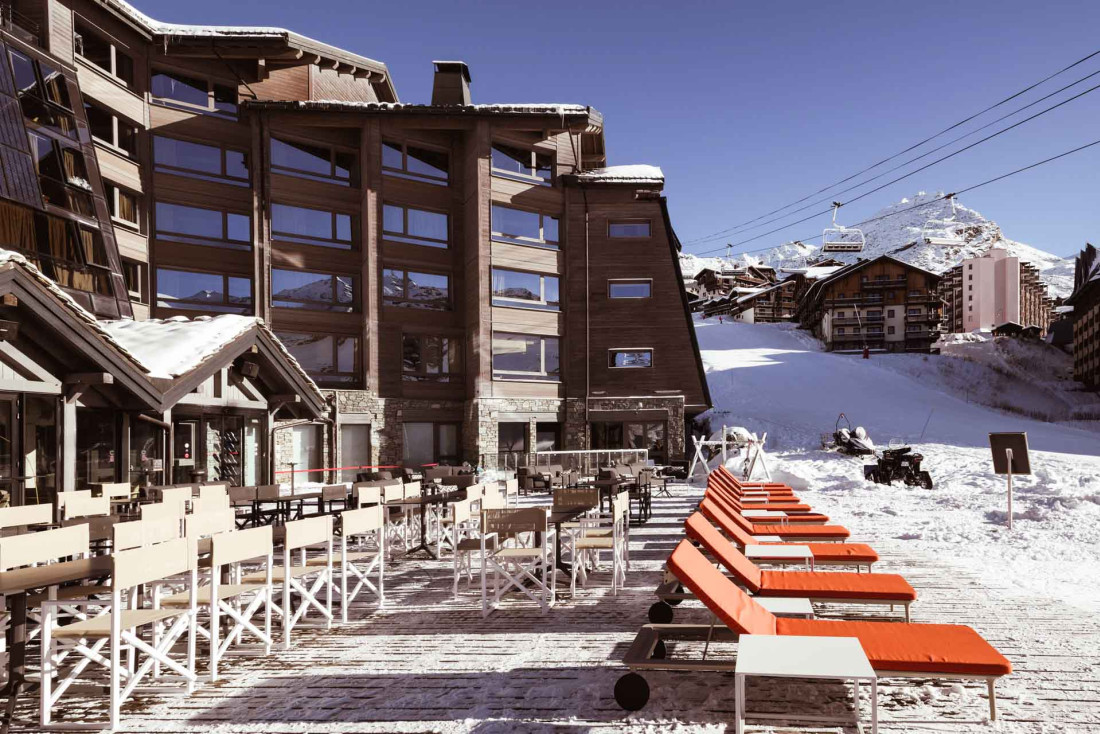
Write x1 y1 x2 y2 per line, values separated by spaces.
480 508 556 617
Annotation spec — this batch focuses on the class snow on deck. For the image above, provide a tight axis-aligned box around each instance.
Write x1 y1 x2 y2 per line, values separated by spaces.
573 164 665 184
100 315 255 379
22 482 1098 732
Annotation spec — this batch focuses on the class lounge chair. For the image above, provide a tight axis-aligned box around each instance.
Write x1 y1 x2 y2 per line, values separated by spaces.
701 497 850 542
683 512 914 620
706 488 830 523
616 539 1011 720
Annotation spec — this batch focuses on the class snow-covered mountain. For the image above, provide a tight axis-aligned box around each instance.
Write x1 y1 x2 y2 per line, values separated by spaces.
682 193 1075 298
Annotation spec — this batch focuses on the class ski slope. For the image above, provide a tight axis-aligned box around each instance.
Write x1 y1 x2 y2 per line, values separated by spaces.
697 317 1100 611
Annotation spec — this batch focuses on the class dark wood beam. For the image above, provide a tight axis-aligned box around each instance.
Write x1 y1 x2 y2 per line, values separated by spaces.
63 372 114 386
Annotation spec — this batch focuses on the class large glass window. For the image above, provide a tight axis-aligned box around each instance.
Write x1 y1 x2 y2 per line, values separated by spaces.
339 423 371 483
76 409 117 489
271 203 353 249
383 268 450 310
608 279 652 298
402 422 460 466
491 268 559 311
491 205 559 249
85 101 137 156
271 268 354 312
491 142 552 184
289 424 322 475
28 132 93 216
492 332 560 382
9 50 76 138
274 332 359 386
151 69 237 115
155 202 251 249
105 183 139 228
382 140 448 184
154 136 248 184
74 21 134 85
498 422 527 454
536 422 561 451
7 201 110 295
155 267 252 313
271 137 354 185
628 422 666 463
609 349 653 368
382 204 448 248
402 334 462 382
608 220 651 238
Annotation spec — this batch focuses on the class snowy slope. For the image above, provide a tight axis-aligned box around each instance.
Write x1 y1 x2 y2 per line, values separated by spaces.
696 317 1100 611
683 192 1075 297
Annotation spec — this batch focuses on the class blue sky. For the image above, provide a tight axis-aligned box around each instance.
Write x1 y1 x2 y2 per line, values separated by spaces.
140 0 1100 259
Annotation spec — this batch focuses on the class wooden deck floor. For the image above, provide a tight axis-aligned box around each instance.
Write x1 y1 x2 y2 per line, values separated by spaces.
18 482 1100 733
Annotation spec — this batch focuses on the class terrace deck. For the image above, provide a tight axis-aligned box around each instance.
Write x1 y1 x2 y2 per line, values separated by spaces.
17 482 1099 732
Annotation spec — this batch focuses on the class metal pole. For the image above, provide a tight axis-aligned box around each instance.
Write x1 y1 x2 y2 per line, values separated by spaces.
1005 448 1013 531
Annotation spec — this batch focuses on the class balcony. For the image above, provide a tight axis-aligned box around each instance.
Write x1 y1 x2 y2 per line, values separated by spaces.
904 329 940 341
905 312 941 323
832 332 885 344
0 4 40 46
860 277 907 289
906 293 944 305
825 295 885 308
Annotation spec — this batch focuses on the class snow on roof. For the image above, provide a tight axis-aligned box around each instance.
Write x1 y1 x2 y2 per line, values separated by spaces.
803 265 844 280
247 99 592 115
572 165 664 184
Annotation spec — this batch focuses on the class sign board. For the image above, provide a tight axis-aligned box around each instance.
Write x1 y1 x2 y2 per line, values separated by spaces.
989 433 1030 475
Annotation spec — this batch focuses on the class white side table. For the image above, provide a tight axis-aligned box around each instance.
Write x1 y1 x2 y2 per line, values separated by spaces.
755 597 814 618
745 544 814 570
735 635 877 734
741 509 789 526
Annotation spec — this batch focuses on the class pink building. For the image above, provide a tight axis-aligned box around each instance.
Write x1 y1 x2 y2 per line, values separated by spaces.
939 248 1052 334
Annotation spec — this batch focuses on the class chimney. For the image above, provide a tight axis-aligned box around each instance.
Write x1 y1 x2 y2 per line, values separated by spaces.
431 60 471 105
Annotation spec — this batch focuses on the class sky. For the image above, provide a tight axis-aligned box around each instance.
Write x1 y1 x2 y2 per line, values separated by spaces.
139 0 1100 260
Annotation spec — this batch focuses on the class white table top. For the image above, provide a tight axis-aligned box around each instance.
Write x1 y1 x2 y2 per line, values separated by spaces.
753 535 784 543
736 635 876 679
755 597 814 617
745 544 813 560
741 509 788 518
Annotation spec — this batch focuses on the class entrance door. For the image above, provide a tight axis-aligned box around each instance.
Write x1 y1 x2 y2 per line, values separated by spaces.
0 396 18 506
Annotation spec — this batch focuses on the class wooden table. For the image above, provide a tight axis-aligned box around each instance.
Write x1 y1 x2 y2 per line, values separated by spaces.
546 506 590 577
389 488 466 560
1 556 113 734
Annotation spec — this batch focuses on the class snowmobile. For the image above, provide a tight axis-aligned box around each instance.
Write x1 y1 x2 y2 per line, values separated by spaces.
821 414 876 456
864 446 933 489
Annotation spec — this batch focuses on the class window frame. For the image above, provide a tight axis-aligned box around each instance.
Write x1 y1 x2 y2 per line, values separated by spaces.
10 50 78 139
401 333 463 383
121 258 144 302
84 99 137 157
490 204 560 250
28 130 94 217
104 182 139 230
382 267 451 311
607 219 652 239
154 267 253 314
490 141 553 186
73 18 134 87
608 348 654 369
153 134 249 186
381 202 450 249
270 202 355 250
491 267 560 311
273 330 361 387
154 201 252 251
270 268 356 312
150 67 238 118
607 278 653 299
491 331 561 382
381 139 449 186
271 135 356 187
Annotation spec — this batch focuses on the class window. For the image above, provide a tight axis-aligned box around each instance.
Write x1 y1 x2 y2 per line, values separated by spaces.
608 220 651 238
836 327 845 335
155 268 252 314
536 422 560 451
271 137 354 185
402 422 460 466
853 327 861 334
908 307 922 315
491 204 559 249
492 332 560 382
154 136 248 184
84 101 137 156
271 269 355 312
887 309 895 318
491 268 559 311
0 200 110 295
382 140 448 184
383 268 450 310
491 142 552 184
608 349 653 368
888 326 896 334
122 259 144 302
289 424 322 474
151 69 237 116
968 263 973 269
867 325 883 334
836 311 845 318
867 310 882 318
906 324 922 332
155 202 250 250
968 295 972 301
627 422 667 464
74 21 134 85
10 51 76 138
105 183 139 228
402 335 463 382
339 423 371 483
271 203 353 249
274 331 359 386
498 423 528 454
382 204 448 248
608 279 652 298
28 131 93 216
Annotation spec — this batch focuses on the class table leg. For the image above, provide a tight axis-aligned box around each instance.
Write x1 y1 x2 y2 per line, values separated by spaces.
734 672 744 734
1 594 27 734
871 678 878 734
854 678 861 729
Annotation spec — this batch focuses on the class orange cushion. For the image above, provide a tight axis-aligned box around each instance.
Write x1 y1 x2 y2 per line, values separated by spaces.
684 513 763 591
700 498 759 547
666 539 776 636
733 500 813 512
777 618 1012 676
744 512 830 523
760 570 916 601
750 523 851 540
773 542 879 564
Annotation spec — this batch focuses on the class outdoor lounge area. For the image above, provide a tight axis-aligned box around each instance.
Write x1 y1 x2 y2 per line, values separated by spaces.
1 462 1084 733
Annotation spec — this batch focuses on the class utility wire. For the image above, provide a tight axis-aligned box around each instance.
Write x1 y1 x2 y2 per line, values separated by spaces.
688 79 1100 252
691 135 1100 258
688 66 1100 246
685 47 1100 244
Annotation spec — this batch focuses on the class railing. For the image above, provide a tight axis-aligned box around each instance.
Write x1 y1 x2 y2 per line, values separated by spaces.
860 278 907 289
833 332 885 343
906 293 944 304
532 449 649 475
0 4 40 46
905 313 940 323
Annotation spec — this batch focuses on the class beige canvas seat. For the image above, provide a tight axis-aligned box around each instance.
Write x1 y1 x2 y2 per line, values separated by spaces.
481 508 555 616
570 491 630 596
435 497 472 558
0 503 53 532
40 537 199 731
454 491 504 598
314 505 384 621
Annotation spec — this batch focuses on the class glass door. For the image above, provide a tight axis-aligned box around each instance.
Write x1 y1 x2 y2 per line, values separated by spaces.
0 396 18 506
207 415 244 486
24 396 56 505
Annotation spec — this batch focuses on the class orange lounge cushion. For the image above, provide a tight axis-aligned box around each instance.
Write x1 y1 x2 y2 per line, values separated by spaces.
735 502 813 511
685 512 764 591
750 523 850 539
759 542 878 564
667 539 776 636
760 570 916 601
776 618 1012 676
744 512 830 523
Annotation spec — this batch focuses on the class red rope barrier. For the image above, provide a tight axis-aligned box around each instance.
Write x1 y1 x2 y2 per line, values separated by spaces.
274 464 401 474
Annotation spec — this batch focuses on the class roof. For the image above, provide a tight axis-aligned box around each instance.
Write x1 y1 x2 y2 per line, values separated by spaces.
570 164 664 185
244 99 603 130
1067 243 1100 306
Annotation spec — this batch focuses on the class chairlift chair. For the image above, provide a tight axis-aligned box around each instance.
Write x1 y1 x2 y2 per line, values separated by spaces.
821 202 865 253
921 194 966 246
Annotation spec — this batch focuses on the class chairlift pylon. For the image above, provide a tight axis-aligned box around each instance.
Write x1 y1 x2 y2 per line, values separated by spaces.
921 193 966 247
822 202 866 253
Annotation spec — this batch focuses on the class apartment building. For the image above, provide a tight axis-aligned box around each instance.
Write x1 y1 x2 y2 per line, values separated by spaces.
937 248 1052 335
0 0 709 488
796 255 944 353
1067 243 1100 388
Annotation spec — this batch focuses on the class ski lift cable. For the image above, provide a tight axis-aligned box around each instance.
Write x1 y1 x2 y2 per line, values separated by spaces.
683 47 1100 245
692 135 1100 257
690 79 1100 253
687 66 1100 248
